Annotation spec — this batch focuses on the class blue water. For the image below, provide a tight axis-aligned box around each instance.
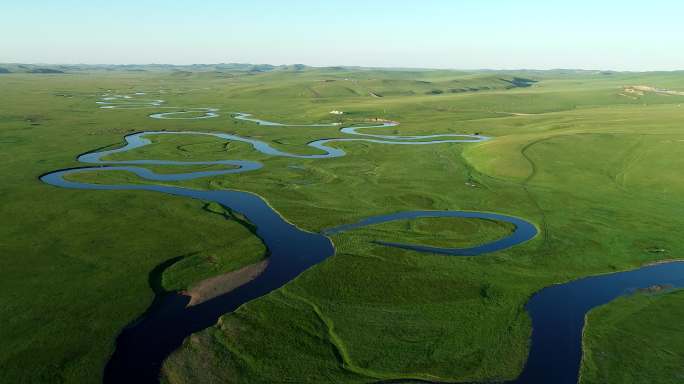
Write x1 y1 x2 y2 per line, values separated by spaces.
324 210 537 256
40 93 682 384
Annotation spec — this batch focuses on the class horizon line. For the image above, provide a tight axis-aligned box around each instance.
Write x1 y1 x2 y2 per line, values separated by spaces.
2 62 683 73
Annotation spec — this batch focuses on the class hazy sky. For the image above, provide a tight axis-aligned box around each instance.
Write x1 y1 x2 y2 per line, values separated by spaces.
2 0 682 70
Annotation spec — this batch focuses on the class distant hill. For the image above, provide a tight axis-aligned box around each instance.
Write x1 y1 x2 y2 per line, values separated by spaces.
28 68 65 74
0 64 69 74
1 63 679 77
0 63 289 74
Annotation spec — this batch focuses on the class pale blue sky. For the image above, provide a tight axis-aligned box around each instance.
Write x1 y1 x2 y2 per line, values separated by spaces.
1 0 682 70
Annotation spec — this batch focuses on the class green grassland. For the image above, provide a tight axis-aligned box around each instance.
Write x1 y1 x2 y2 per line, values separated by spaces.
1 66 684 383
581 289 684 384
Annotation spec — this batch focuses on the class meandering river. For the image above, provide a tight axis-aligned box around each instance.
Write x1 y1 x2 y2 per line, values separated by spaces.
41 93 682 383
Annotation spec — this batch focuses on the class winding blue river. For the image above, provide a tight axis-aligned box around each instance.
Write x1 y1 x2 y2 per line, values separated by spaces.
40 93 682 384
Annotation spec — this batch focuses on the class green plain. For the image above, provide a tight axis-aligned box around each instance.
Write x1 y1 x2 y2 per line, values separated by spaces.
1 67 683 383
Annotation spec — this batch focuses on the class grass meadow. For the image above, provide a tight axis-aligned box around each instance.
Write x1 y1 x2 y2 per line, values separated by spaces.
1 67 683 383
